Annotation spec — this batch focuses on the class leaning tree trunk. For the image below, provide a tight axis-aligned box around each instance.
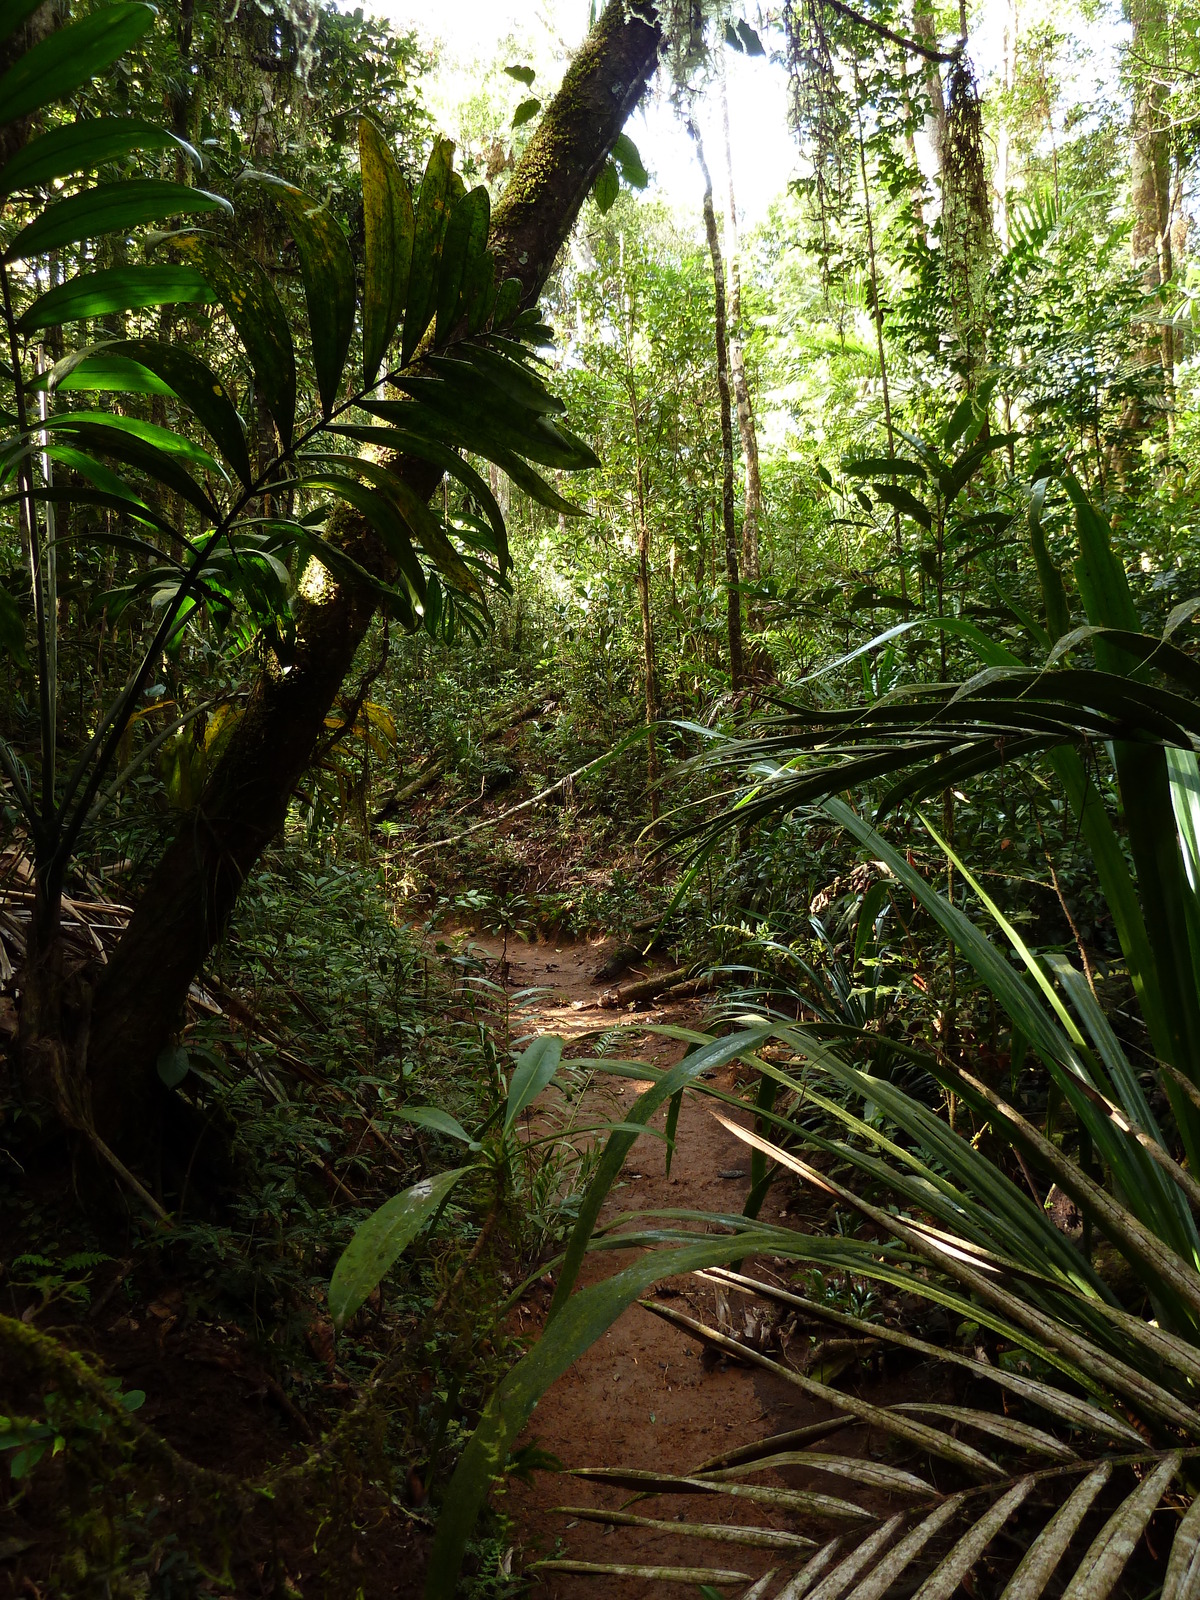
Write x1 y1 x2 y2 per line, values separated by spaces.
690 120 743 692
86 0 664 1156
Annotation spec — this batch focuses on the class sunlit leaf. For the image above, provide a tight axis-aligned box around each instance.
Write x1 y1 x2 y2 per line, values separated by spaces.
5 182 231 262
328 1165 472 1331
17 266 215 332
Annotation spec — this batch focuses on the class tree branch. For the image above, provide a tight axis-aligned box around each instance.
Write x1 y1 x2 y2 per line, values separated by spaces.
820 0 962 65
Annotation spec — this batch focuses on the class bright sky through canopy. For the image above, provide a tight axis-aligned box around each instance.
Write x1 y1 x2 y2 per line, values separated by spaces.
362 0 798 229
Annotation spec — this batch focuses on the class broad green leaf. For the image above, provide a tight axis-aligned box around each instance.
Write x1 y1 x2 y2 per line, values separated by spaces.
940 434 1015 503
592 159 619 214
1067 476 1141 645
390 375 598 469
46 417 219 520
512 97 541 128
504 1034 563 1134
173 236 296 449
10 482 177 539
612 132 648 189
489 444 584 519
328 1165 471 1331
252 174 355 416
311 442 485 593
359 119 415 386
17 266 216 332
46 444 153 515
873 482 932 529
503 63 535 85
326 422 508 561
736 18 765 52
101 339 252 487
549 1027 771 1320
394 1106 476 1145
43 348 174 396
0 2 154 122
402 136 455 366
0 118 200 196
1028 478 1071 642
942 393 976 450
493 277 522 328
1066 477 1200 1157
156 1045 190 1088
5 181 231 262
41 409 222 474
448 343 565 415
435 186 490 345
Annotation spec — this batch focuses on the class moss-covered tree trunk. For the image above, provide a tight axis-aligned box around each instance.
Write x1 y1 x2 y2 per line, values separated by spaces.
86 0 664 1157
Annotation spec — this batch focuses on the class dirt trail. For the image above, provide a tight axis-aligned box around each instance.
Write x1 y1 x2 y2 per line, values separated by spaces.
463 933 824 1599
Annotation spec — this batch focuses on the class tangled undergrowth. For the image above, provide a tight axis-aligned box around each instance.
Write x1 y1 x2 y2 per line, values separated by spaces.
0 839 580 1599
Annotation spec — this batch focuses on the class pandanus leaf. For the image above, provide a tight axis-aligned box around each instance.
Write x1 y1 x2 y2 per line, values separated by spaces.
252 174 355 416
359 119 414 386
174 236 297 450
402 136 455 366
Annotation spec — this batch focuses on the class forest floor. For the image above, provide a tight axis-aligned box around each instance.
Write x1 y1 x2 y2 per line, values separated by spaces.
463 931 842 1600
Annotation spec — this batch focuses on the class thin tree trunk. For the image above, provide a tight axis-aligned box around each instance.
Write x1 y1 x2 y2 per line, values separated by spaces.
912 0 947 175
87 0 664 1155
690 120 743 691
628 366 660 822
1127 0 1173 436
854 74 904 602
5 2 72 1122
719 65 762 588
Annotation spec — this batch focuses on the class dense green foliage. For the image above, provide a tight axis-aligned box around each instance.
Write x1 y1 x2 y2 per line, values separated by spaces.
10 0 1200 1595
